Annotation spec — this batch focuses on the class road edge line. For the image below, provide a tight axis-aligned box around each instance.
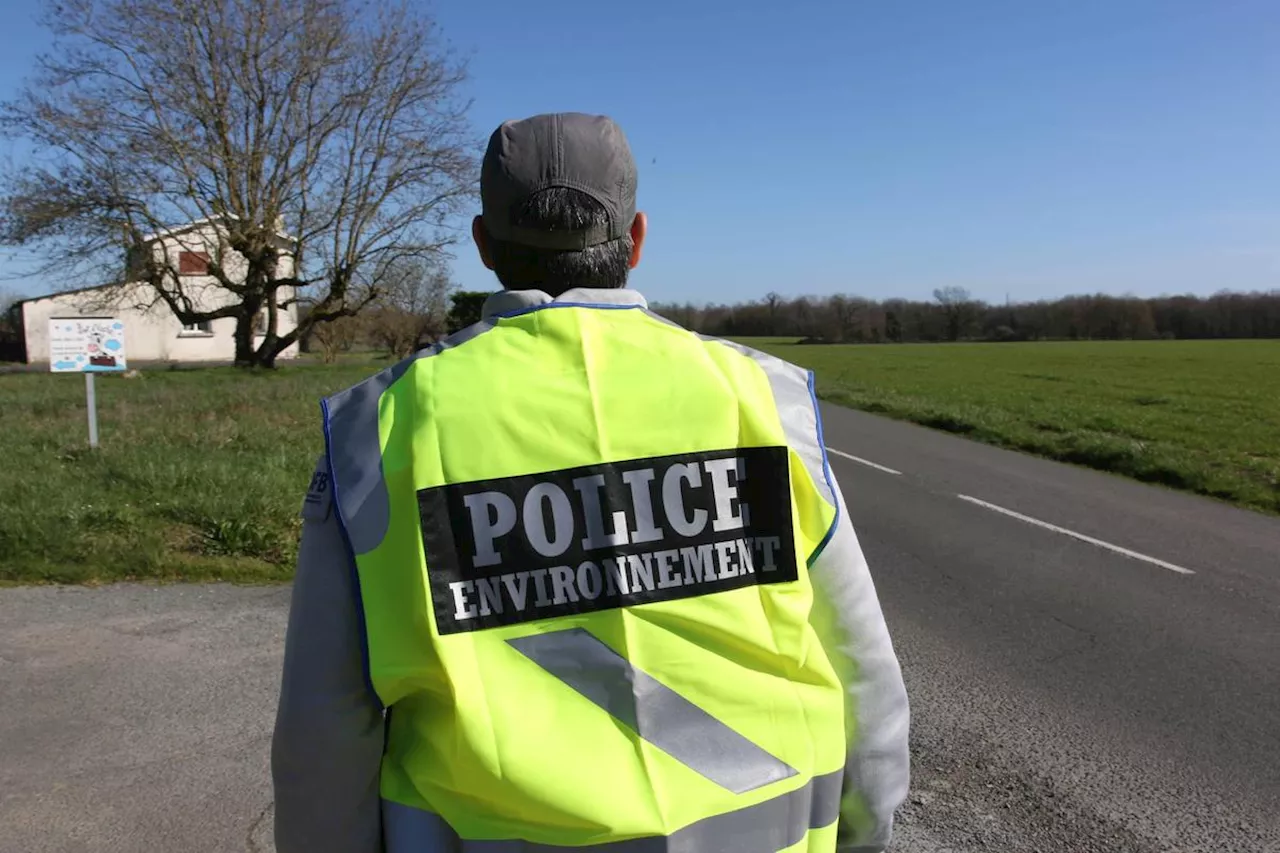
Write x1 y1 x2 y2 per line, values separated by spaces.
956 494 1195 575
825 448 903 476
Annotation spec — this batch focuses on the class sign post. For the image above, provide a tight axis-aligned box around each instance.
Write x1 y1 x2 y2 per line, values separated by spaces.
85 373 100 449
48 318 127 449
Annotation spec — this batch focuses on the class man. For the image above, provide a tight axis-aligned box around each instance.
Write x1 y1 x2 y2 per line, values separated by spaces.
272 112 910 853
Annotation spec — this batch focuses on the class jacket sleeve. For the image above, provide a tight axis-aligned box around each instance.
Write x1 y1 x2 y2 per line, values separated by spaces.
272 454 385 853
808 465 912 853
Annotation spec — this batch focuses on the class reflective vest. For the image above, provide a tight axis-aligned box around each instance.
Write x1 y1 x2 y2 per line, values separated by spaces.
323 301 849 852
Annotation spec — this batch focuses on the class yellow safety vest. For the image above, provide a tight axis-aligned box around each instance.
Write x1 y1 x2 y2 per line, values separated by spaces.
323 301 849 852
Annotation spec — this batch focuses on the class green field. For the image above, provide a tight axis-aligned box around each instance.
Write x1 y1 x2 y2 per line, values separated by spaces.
741 338 1280 515
1 339 1276 584
0 362 378 583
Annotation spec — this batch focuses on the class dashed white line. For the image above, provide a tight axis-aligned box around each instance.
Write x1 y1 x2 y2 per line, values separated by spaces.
825 447 903 476
955 494 1196 575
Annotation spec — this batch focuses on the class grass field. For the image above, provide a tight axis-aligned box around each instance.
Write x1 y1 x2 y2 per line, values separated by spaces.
2 339 1276 584
741 338 1280 515
0 361 380 583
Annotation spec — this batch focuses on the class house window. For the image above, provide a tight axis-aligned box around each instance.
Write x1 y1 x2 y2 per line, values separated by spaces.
181 320 213 335
178 251 210 275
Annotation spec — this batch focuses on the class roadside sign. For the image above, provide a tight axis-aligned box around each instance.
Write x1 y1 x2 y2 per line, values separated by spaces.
48 318 127 449
49 318 127 373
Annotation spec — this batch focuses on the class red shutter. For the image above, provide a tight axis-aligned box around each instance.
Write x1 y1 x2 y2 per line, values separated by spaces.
179 252 210 275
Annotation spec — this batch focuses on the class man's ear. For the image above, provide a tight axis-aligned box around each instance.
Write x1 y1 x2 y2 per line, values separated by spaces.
628 212 647 269
472 216 494 270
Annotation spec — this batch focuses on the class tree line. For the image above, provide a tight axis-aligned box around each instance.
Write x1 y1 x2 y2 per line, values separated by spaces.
650 287 1280 343
300 285 1280 362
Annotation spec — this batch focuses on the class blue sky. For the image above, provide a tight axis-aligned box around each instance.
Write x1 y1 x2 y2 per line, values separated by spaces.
2 0 1278 305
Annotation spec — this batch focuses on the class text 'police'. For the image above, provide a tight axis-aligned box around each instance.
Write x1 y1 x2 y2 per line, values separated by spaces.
417 446 798 633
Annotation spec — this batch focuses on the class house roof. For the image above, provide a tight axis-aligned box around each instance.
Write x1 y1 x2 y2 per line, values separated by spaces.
9 280 130 310
141 213 295 245
12 214 297 308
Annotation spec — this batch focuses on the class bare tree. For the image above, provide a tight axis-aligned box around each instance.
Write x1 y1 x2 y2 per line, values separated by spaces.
310 314 363 364
0 0 475 368
0 286 17 335
764 291 782 336
0 287 22 361
367 257 451 358
934 286 976 342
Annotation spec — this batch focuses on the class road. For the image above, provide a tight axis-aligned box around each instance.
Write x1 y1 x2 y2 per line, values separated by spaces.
820 404 1280 853
0 585 285 853
1 404 1278 852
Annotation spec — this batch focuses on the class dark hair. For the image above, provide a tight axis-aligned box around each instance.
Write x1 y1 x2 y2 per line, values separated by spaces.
487 187 634 295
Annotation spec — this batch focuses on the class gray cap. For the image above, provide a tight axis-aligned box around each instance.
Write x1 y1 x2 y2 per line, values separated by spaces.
480 112 637 251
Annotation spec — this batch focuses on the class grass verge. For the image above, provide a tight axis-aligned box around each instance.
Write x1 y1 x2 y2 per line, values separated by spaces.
0 360 381 584
738 338 1280 515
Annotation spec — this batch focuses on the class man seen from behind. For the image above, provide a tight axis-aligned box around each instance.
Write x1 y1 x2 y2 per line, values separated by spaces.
272 112 911 853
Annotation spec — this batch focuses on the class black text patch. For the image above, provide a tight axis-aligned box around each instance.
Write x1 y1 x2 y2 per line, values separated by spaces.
301 457 332 522
418 447 796 634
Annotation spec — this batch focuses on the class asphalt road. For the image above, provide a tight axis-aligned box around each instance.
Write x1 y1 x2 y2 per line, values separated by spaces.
1 404 1278 852
0 585 286 853
820 404 1280 853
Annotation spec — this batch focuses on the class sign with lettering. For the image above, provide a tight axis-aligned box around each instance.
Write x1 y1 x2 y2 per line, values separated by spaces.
418 446 797 634
48 318 127 373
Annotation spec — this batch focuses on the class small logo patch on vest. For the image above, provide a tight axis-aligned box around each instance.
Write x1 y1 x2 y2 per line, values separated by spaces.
300 458 332 522
418 447 797 634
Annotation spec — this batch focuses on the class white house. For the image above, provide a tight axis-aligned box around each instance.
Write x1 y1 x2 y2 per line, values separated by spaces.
8 217 300 364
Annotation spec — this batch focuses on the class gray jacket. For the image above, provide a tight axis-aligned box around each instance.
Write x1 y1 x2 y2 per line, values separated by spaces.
271 288 910 853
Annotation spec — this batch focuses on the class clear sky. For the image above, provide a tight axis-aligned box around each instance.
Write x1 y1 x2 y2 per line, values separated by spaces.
1 0 1278 305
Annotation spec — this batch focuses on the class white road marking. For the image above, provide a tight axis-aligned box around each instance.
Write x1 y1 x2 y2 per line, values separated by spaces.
955 494 1196 575
825 447 903 476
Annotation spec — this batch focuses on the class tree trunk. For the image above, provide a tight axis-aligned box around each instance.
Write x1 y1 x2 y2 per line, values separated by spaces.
233 315 257 368
250 323 306 369
251 335 282 369
233 300 275 369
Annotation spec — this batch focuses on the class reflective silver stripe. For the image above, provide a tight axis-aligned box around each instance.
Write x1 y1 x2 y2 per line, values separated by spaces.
323 320 499 555
694 336 835 510
508 628 796 794
382 769 843 853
